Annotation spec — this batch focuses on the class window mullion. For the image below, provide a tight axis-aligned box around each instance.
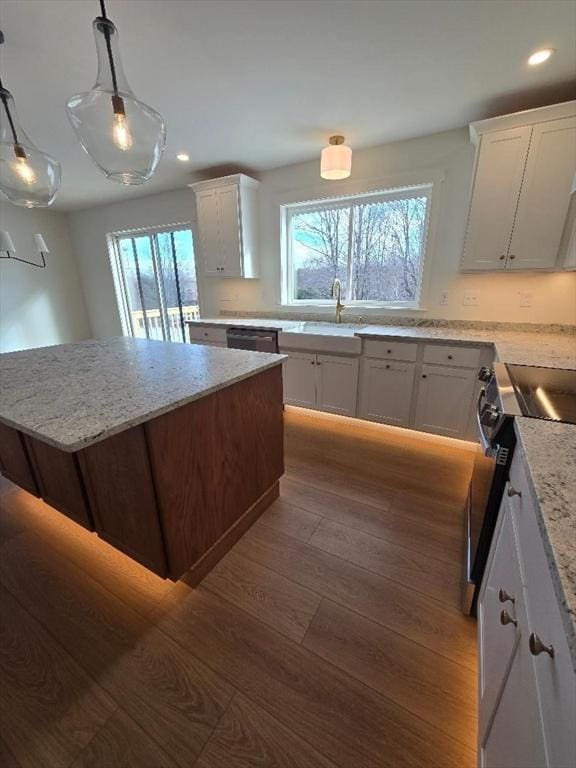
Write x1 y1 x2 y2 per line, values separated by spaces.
346 205 355 302
151 234 170 341
170 231 186 343
114 238 135 337
131 238 151 339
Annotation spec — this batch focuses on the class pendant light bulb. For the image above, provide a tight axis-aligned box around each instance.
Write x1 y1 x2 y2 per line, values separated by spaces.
14 150 37 185
0 33 61 207
66 4 166 185
111 97 133 150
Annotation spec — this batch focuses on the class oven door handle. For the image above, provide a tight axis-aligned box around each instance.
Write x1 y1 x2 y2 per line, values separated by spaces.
475 387 492 454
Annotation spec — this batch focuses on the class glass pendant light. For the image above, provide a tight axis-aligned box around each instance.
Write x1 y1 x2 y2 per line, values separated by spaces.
0 32 61 207
321 135 352 180
66 0 166 185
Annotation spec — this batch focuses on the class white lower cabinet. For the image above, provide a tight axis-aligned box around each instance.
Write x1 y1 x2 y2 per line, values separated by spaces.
358 358 416 426
478 449 576 768
316 355 359 416
282 352 317 409
413 364 476 437
282 352 359 416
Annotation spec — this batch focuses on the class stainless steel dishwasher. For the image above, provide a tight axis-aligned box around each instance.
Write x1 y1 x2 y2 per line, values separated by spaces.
226 327 279 353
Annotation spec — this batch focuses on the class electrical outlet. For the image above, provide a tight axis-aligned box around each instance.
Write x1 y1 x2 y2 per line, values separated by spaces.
519 291 533 307
462 291 479 307
440 291 449 306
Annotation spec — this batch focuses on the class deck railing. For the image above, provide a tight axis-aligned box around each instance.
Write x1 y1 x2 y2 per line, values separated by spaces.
130 305 200 341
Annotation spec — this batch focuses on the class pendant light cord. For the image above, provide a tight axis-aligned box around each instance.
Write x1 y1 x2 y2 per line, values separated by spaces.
0 33 20 145
98 0 119 95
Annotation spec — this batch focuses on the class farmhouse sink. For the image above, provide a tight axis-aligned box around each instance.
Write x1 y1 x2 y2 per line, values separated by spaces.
278 322 363 354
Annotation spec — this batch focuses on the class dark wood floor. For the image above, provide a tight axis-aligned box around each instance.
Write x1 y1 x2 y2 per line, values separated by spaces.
0 407 478 768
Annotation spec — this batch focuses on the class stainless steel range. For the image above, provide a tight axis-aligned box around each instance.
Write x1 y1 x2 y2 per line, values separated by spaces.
463 363 576 615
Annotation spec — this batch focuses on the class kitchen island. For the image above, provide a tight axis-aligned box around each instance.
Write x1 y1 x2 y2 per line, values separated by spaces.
0 337 285 580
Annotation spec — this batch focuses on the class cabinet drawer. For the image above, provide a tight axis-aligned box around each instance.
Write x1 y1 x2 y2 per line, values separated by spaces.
363 339 417 361
188 325 228 344
423 343 481 368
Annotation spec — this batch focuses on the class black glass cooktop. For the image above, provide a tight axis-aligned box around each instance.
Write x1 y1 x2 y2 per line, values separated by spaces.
506 365 576 424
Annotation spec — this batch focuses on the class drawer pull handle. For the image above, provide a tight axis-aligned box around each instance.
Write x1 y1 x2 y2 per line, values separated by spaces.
500 610 517 627
529 633 555 659
507 485 522 498
498 588 515 605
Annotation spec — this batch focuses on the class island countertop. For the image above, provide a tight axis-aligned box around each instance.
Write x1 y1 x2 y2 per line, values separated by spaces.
0 337 286 452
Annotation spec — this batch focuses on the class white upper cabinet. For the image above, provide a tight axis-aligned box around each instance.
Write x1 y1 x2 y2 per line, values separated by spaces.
462 126 532 270
461 101 576 272
508 117 576 270
190 174 260 278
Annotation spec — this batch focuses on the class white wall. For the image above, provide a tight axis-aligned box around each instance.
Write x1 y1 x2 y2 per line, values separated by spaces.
208 128 576 325
0 201 91 353
68 127 576 334
67 188 207 338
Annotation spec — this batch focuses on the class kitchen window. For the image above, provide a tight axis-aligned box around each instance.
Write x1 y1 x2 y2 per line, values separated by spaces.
110 225 199 342
284 185 432 306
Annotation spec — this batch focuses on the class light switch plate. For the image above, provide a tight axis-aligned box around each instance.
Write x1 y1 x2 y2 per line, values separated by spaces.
440 291 449 306
462 291 479 307
519 291 533 307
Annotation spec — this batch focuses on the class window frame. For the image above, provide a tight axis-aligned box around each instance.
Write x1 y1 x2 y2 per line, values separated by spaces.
107 222 200 342
281 177 440 309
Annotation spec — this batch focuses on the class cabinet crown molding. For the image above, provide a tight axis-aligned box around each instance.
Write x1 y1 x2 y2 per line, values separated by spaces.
188 173 260 192
470 100 576 144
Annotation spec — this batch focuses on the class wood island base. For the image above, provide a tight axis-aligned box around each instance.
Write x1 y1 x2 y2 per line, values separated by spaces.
0 366 284 581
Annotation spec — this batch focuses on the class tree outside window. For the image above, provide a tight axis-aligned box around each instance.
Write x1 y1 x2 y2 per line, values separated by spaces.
289 188 430 305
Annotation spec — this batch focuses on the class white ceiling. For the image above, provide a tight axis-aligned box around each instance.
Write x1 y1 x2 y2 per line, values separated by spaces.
1 0 574 210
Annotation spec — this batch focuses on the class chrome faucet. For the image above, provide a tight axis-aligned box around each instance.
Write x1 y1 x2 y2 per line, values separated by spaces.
330 278 346 324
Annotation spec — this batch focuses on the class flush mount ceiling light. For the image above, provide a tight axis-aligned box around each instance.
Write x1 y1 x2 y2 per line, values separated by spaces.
176 153 190 162
527 48 555 66
0 31 61 207
321 135 352 180
66 0 166 185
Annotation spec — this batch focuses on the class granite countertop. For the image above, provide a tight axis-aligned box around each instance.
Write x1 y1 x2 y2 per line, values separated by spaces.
514 417 576 665
0 337 285 452
187 318 302 331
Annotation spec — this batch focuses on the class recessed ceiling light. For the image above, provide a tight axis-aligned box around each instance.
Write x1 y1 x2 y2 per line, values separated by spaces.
176 153 190 162
528 48 555 66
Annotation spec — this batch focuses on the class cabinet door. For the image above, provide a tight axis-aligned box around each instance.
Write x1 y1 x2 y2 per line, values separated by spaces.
481 596 547 768
0 423 39 496
316 355 359 417
196 188 222 276
462 126 531 270
217 185 243 277
508 117 576 270
414 365 475 438
359 358 415 426
478 501 523 741
282 352 317 409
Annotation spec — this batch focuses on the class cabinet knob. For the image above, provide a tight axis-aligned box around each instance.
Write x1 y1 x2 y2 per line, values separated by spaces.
387 349 392 354
509 255 516 260
385 364 390 369
500 610 518 627
447 355 453 360
422 374 427 379
529 632 555 659
507 485 522 498
498 588 515 605
499 255 506 260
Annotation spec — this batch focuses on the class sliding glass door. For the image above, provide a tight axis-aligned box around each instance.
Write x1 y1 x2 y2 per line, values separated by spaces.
113 226 199 343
